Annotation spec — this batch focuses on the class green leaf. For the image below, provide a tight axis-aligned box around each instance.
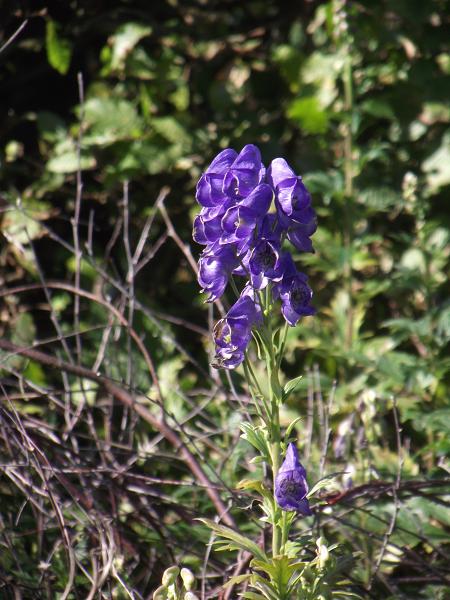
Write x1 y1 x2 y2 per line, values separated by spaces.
282 376 303 401
222 573 253 589
107 22 152 72
152 117 191 146
197 519 267 562
285 417 303 439
361 99 396 120
82 98 143 145
240 423 271 461
307 472 347 497
287 96 329 134
46 20 72 75
237 479 272 501
47 150 96 173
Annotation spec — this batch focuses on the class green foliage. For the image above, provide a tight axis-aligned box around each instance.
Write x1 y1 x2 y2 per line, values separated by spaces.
45 19 72 75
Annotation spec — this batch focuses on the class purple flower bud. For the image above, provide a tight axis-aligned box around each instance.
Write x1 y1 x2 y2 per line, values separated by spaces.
213 288 262 369
275 443 312 515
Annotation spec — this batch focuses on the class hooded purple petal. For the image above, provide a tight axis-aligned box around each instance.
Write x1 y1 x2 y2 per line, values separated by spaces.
274 258 315 326
198 244 239 302
223 145 266 199
275 443 312 515
196 149 238 208
213 288 262 369
268 158 317 248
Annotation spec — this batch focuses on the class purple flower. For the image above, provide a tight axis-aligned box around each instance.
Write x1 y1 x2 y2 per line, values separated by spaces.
287 219 317 253
267 158 317 254
275 443 312 515
220 183 273 253
223 144 266 200
247 238 283 290
198 243 239 302
196 149 237 208
213 288 262 369
193 145 318 353
268 158 315 224
275 255 315 326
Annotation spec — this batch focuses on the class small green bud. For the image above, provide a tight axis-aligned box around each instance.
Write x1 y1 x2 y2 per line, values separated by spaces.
162 566 180 587
180 568 195 591
184 593 200 600
153 585 168 600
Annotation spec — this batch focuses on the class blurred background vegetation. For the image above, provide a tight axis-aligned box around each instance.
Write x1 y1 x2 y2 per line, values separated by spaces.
0 0 449 598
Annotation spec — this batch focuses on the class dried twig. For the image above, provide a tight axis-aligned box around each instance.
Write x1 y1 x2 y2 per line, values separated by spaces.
0 337 236 529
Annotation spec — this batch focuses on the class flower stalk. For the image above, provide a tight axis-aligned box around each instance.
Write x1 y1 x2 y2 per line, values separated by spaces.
192 144 335 599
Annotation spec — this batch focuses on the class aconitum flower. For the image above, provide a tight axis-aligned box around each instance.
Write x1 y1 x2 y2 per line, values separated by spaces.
196 148 238 208
267 158 315 226
213 288 262 369
220 183 273 253
267 158 317 253
222 144 266 199
193 144 317 369
275 255 315 326
275 443 312 515
198 243 239 302
193 205 227 246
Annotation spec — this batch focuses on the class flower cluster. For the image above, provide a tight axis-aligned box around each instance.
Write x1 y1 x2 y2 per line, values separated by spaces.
194 144 316 368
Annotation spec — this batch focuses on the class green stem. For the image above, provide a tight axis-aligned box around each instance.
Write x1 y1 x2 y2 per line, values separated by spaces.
343 46 355 352
276 321 289 370
243 357 270 420
262 285 284 558
271 435 281 557
281 511 290 551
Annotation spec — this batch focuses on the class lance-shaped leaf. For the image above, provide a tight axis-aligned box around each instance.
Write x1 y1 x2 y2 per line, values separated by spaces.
197 519 268 562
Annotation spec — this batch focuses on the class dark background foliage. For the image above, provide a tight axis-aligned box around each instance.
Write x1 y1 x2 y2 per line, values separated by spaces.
0 1 449 598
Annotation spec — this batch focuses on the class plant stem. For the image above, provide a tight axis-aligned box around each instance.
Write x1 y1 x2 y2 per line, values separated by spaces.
281 511 289 551
271 434 281 557
343 45 355 352
262 286 284 557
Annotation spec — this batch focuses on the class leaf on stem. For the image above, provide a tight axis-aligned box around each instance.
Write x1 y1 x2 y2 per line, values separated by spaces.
282 375 303 401
307 472 348 497
285 417 303 439
240 422 271 462
197 519 268 562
